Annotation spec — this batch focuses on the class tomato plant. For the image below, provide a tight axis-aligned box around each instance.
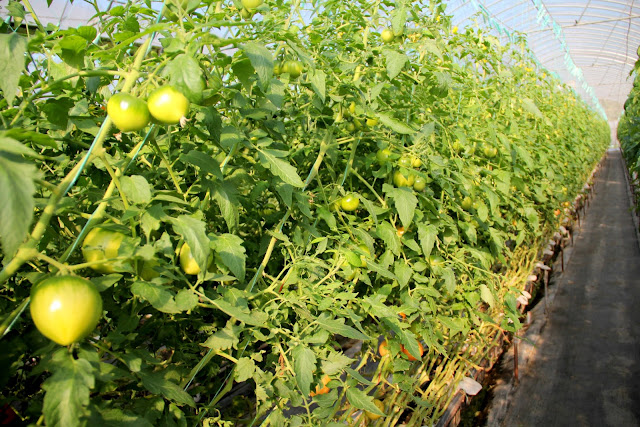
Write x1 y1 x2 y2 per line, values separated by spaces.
340 194 360 211
29 276 103 346
0 0 610 425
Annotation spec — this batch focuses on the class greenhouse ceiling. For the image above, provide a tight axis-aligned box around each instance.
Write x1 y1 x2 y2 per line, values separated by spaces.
2 0 639 121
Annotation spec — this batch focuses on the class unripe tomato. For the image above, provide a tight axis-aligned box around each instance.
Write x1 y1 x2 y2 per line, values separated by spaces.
366 117 379 127
401 341 424 361
348 101 356 115
107 93 150 132
139 260 160 280
429 254 445 270
411 156 422 168
365 399 386 420
376 148 392 164
483 146 498 158
461 196 473 211
240 7 255 19
393 170 415 187
381 28 395 43
147 85 190 125
82 228 126 274
340 194 360 211
397 157 413 168
241 0 262 10
413 176 427 191
281 60 303 78
179 243 201 275
30 276 103 346
452 140 462 153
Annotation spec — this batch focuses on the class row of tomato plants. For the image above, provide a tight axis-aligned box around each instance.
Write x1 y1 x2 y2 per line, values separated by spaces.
618 48 640 216
0 0 610 425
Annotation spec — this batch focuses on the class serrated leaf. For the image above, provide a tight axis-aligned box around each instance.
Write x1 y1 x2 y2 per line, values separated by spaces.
90 407 155 427
321 352 354 376
42 353 94 427
316 313 369 340
376 112 415 134
235 357 256 383
309 69 326 103
391 3 407 36
376 221 401 256
212 299 267 326
0 129 58 150
212 182 239 233
344 367 373 386
120 175 151 205
441 267 456 294
175 289 198 312
479 284 495 308
244 42 273 89
394 260 412 288
180 150 222 178
384 184 417 229
0 148 36 258
383 49 408 80
292 345 316 396
418 224 437 259
345 388 384 416
211 233 246 282
521 98 543 119
257 148 304 187
171 216 209 278
139 371 195 407
202 322 242 351
91 274 122 292
163 53 204 103
141 204 166 239
131 281 180 313
0 33 27 105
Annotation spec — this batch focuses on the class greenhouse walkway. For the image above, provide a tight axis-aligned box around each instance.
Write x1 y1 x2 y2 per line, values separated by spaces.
497 149 640 426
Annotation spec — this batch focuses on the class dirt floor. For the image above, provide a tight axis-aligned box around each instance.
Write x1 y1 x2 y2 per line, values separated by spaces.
486 149 640 426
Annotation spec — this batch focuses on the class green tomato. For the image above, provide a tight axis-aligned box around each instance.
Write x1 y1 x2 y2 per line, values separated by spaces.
107 93 150 132
139 260 160 280
483 146 498 158
393 170 415 187
413 176 427 191
147 85 190 125
366 117 379 127
411 156 422 168
340 194 360 211
429 254 445 270
381 28 395 43
461 196 473 211
365 399 386 420
30 276 102 346
82 228 126 274
281 60 303 78
241 0 263 10
376 148 392 164
180 243 201 275
398 157 413 168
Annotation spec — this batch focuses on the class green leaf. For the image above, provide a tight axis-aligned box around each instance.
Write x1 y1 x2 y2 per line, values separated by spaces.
0 33 27 105
171 216 210 278
479 284 495 308
89 407 155 427
521 98 543 119
376 112 415 134
384 184 417 229
292 345 316 396
0 129 58 150
0 143 37 258
131 282 180 313
139 371 195 407
163 53 205 103
316 313 369 340
212 298 267 326
211 233 246 282
375 221 401 256
244 42 273 89
418 224 437 259
91 274 122 292
321 352 354 376
383 49 408 80
235 357 256 382
202 322 242 351
391 3 408 36
394 260 413 288
344 367 373 386
120 175 152 205
175 289 198 312
180 150 222 178
309 69 326 103
212 182 239 233
441 267 456 294
345 388 384 416
42 351 94 426
257 148 304 187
